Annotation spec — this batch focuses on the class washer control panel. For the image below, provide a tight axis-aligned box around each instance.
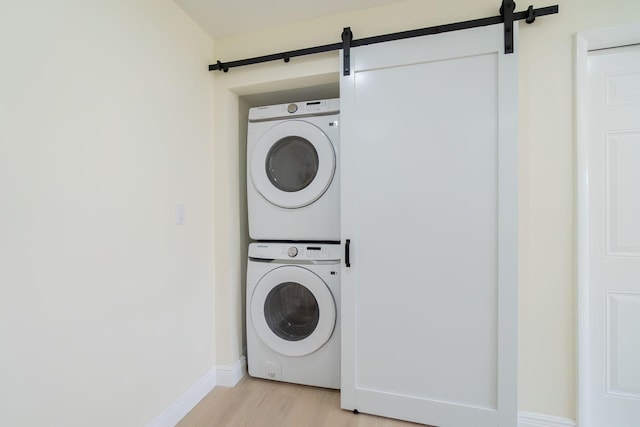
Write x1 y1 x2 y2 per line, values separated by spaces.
249 242 341 261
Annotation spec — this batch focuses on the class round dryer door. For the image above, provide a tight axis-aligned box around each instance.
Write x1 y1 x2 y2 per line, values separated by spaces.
250 265 336 357
250 120 336 209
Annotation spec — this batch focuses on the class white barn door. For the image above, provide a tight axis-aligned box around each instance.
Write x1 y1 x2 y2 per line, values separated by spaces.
340 23 518 427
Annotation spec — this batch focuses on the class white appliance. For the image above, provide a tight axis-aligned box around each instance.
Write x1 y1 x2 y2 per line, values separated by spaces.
246 242 341 389
247 99 340 241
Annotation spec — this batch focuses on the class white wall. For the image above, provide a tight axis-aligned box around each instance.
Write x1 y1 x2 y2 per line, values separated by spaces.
210 0 640 420
0 1 215 425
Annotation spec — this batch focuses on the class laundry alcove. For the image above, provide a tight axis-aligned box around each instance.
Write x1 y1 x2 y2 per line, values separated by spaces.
213 67 341 377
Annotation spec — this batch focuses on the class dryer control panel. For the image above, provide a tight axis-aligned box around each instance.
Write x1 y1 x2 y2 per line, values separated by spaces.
249 242 341 261
248 98 339 122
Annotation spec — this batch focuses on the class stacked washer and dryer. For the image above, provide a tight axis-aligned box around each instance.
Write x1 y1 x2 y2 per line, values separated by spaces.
245 99 341 389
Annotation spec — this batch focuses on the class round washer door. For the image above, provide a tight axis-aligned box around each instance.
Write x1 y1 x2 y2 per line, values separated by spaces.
250 265 336 357
250 120 336 209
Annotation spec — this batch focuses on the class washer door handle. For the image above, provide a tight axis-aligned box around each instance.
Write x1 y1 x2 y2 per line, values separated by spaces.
345 239 351 268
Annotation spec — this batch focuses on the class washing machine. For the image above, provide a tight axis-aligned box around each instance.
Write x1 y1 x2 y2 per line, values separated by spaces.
247 99 340 241
246 242 340 389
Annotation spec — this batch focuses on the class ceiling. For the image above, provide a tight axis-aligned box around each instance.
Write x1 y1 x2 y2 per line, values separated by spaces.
174 0 407 39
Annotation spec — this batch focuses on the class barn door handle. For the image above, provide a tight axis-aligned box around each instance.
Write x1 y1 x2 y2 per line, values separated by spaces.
345 239 351 268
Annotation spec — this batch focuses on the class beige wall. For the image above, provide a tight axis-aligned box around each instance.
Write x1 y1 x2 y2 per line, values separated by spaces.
2 0 638 423
211 0 640 419
0 1 215 425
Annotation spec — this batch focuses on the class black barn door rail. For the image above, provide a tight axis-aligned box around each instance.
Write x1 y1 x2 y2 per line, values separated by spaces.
209 1 558 75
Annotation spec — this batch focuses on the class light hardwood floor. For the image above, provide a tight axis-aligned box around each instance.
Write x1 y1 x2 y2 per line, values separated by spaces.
177 376 427 427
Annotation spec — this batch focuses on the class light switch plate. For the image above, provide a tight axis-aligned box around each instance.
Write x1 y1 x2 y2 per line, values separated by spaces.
175 203 186 225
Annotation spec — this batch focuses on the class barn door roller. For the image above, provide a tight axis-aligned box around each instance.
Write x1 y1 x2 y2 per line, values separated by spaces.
501 0 516 54
342 27 353 76
209 2 559 75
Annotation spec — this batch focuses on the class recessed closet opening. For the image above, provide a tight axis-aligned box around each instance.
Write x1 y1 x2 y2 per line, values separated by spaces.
224 77 339 358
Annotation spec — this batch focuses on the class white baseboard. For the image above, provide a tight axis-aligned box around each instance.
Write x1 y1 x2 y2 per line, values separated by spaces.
148 356 247 427
148 367 217 427
519 411 576 427
216 355 247 387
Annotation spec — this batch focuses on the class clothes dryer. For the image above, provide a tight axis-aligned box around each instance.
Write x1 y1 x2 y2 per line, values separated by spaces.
246 242 340 389
247 99 339 241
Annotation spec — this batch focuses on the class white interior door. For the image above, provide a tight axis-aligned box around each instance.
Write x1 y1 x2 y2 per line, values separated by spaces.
583 43 640 427
340 23 518 427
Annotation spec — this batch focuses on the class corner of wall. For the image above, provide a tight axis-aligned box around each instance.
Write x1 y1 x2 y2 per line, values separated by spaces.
148 355 247 427
216 355 247 387
148 368 217 427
